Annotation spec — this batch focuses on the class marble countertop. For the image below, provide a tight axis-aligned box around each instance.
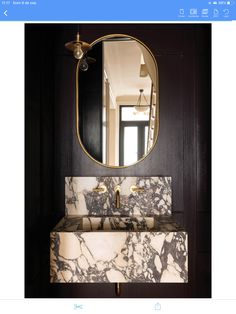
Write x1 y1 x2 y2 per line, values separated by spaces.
52 215 185 232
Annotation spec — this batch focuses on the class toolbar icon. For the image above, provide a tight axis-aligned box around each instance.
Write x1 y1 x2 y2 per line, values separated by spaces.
190 8 198 15
179 9 184 15
223 8 230 16
154 303 161 311
213 8 219 16
202 9 209 15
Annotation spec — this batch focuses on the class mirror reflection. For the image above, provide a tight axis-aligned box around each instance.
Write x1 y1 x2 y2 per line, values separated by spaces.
77 35 158 167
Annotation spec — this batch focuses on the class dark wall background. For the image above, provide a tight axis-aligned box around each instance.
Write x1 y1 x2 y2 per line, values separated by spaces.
79 41 103 162
25 24 211 298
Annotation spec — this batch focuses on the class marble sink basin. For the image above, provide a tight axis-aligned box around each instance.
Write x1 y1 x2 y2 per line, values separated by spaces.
52 215 155 231
82 216 155 231
52 215 184 232
50 215 188 283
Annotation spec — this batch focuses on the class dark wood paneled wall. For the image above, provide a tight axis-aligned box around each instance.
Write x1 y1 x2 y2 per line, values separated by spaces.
79 42 103 162
25 24 211 298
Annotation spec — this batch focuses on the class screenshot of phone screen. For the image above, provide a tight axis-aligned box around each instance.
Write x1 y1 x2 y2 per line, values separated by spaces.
0 1 236 313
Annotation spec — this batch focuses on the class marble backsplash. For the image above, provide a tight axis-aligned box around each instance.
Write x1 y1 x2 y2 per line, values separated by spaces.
65 176 172 216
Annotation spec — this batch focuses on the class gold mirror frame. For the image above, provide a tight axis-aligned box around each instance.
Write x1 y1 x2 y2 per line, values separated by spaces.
76 34 159 168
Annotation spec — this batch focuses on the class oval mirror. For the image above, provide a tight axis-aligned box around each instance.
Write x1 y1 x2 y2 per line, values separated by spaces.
76 34 159 167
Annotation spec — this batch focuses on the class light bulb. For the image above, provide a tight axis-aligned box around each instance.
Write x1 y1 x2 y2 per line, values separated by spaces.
73 45 83 59
134 106 149 113
79 59 89 71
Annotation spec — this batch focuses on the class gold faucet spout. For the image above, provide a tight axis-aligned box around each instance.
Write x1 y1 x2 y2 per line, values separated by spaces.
115 185 121 209
116 190 120 209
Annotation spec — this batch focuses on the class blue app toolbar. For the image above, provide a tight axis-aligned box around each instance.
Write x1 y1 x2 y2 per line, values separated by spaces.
1 0 235 21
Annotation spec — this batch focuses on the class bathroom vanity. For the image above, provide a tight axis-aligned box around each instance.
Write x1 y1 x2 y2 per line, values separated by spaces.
50 177 188 283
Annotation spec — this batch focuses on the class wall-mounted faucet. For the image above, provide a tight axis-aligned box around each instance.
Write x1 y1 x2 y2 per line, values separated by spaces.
92 185 107 193
130 185 145 193
114 185 121 209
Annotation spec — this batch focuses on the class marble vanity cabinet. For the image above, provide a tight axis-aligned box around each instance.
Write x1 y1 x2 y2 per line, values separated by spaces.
50 177 188 283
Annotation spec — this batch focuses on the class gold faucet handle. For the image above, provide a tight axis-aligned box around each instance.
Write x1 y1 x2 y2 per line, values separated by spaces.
92 185 107 193
114 185 121 192
130 185 145 193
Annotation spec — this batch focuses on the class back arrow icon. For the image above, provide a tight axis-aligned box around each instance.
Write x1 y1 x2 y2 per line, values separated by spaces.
4 10 8 16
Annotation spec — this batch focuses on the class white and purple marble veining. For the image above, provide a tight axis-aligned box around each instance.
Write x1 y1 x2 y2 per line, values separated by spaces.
65 177 172 216
53 215 155 232
50 228 188 283
50 176 188 284
52 215 183 232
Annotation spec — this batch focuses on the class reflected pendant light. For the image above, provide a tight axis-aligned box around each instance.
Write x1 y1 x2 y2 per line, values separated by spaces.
134 89 150 113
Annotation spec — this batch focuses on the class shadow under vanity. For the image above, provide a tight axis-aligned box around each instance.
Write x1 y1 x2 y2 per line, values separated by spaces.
50 177 188 284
